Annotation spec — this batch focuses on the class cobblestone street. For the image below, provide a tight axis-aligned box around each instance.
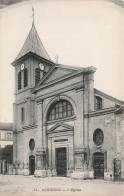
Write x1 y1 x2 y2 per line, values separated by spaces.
0 175 123 196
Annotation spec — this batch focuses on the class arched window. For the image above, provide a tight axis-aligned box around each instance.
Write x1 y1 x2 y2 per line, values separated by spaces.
24 68 28 87
95 96 102 110
93 129 104 146
35 68 40 85
47 99 74 121
18 71 21 90
21 107 24 122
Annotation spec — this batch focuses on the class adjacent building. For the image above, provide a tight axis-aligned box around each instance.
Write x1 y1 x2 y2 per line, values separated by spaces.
0 122 13 174
12 22 124 180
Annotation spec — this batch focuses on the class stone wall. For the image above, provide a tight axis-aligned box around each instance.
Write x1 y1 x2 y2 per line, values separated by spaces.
88 113 116 180
116 112 124 180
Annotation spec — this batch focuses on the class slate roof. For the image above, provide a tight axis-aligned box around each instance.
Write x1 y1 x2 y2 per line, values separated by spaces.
15 22 51 61
0 122 13 131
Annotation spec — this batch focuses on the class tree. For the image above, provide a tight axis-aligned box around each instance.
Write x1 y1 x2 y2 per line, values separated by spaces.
0 145 13 164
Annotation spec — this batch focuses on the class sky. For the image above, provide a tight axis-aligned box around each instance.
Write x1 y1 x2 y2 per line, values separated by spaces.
0 0 123 123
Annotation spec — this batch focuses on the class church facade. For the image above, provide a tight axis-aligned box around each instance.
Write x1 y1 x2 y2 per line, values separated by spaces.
12 22 124 181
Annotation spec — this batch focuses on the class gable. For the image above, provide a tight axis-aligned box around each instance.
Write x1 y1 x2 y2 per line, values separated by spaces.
47 123 74 134
43 67 74 85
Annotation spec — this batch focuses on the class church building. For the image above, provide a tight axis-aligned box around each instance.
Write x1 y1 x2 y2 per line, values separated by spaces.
12 22 124 181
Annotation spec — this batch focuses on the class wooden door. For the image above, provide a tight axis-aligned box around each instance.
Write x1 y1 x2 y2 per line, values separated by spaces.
56 148 67 177
94 152 104 179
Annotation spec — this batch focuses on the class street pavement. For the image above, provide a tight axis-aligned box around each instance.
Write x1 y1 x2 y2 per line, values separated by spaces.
0 175 123 196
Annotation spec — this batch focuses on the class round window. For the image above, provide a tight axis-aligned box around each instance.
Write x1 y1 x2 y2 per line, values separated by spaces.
29 139 35 151
93 129 104 146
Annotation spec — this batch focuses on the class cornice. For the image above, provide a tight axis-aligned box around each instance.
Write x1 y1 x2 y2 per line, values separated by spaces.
22 124 38 130
47 123 74 134
32 69 85 94
15 87 33 95
15 100 27 105
36 82 83 103
84 107 116 118
37 100 43 105
11 52 54 66
13 124 38 134
74 148 87 154
33 66 96 94
44 116 76 126
48 131 73 137
75 84 85 92
0 139 13 141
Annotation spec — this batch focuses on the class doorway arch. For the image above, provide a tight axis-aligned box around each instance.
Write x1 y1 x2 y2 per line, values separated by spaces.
93 152 104 179
29 155 35 175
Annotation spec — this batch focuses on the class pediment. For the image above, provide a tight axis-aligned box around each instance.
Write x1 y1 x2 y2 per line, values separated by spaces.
36 66 74 87
44 67 73 85
47 123 74 134
32 64 80 93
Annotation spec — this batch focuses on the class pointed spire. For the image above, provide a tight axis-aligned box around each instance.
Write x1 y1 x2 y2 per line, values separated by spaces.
32 21 34 27
15 22 51 61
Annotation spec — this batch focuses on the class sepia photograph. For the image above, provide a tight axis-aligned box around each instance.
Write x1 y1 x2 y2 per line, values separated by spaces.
0 0 124 195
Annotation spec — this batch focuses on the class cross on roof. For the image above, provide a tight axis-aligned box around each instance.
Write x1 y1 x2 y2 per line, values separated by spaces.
55 54 59 64
32 7 35 22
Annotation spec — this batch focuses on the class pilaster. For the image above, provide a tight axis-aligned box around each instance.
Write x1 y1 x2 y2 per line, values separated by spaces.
84 71 95 113
74 87 84 149
36 100 43 150
35 100 46 177
34 150 46 177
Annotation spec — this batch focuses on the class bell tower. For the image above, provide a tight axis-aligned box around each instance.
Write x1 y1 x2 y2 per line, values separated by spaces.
12 21 54 166
12 21 53 125
12 20 54 168
12 21 53 92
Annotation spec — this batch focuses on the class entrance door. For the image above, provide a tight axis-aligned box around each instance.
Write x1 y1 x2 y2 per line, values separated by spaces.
94 152 104 179
29 155 35 175
56 147 67 177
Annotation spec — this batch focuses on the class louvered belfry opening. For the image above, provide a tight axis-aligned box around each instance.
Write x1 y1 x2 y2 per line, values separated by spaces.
24 68 28 87
21 107 24 122
35 68 40 85
18 71 21 90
